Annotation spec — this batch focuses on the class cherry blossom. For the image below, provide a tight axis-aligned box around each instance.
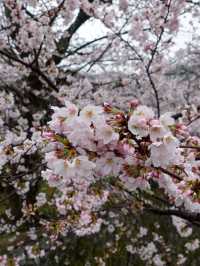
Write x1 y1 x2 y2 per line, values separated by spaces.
0 0 200 264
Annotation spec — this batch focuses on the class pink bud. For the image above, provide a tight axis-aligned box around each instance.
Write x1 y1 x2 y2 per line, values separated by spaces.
115 113 125 122
42 131 54 139
103 102 112 113
128 99 139 109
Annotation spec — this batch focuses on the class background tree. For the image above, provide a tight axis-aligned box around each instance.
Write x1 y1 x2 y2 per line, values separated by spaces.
1 0 200 265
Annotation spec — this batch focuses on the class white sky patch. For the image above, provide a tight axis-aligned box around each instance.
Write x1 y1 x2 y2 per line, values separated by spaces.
76 18 108 41
171 14 198 53
76 14 199 55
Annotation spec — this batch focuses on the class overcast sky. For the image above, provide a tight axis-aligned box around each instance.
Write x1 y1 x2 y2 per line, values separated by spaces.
76 13 198 54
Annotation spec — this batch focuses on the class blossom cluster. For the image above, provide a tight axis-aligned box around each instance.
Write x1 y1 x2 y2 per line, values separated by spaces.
1 0 200 264
42 100 200 236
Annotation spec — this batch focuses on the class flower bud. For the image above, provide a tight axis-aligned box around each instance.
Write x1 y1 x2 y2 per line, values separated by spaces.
128 99 139 109
103 102 113 113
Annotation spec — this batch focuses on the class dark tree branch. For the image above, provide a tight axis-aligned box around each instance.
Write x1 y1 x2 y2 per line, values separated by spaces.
0 49 59 91
54 9 91 64
145 207 200 227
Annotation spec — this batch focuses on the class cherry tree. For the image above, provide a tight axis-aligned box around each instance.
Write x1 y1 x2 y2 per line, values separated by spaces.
1 0 200 265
